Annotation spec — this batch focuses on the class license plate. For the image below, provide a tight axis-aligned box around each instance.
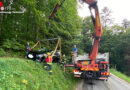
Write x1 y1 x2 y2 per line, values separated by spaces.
83 61 88 65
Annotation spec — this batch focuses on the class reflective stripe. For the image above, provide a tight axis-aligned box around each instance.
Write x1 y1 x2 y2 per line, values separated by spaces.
44 66 47 68
49 56 50 62
81 68 84 70
47 56 52 63
47 62 52 65
49 70 53 72
97 16 100 27
86 68 88 70
50 56 52 63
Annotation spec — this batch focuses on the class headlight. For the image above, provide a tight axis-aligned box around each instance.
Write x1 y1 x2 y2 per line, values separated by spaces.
28 54 34 58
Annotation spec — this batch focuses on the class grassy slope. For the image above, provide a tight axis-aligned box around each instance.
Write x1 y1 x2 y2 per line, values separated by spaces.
0 58 78 90
110 69 130 83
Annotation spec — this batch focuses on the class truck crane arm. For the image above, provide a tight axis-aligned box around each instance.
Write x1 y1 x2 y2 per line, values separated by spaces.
84 0 103 67
49 0 65 19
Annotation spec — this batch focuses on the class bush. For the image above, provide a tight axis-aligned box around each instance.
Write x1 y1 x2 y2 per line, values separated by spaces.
0 48 6 56
2 38 25 51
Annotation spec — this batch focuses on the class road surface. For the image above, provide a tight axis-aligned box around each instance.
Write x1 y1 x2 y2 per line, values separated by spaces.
76 75 130 90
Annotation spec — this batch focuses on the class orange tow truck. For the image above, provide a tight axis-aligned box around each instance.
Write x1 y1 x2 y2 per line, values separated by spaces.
65 53 110 80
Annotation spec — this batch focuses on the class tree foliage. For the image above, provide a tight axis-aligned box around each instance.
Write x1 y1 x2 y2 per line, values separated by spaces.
100 7 114 27
122 19 130 29
0 0 82 56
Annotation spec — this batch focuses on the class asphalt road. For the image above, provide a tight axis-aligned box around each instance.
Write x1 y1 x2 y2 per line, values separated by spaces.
76 75 130 90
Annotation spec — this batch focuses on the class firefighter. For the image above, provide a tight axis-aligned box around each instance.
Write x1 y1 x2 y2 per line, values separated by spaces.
72 45 77 64
44 52 53 75
25 42 30 57
62 54 67 64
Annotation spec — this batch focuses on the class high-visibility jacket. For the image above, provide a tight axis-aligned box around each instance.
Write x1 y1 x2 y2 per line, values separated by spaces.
46 55 52 64
0 1 3 7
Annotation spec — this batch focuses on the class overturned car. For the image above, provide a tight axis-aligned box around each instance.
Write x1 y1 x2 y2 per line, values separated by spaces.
27 50 60 63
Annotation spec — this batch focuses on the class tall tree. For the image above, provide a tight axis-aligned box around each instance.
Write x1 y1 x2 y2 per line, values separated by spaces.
101 7 114 27
122 19 130 29
79 16 94 53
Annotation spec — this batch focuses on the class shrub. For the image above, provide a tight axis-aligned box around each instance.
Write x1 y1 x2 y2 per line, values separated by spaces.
2 38 25 51
0 48 6 56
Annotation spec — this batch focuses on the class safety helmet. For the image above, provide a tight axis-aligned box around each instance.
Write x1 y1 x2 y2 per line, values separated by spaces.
47 52 51 55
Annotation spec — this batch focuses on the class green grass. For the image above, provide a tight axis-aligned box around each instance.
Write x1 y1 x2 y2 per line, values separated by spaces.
0 58 78 90
110 69 130 83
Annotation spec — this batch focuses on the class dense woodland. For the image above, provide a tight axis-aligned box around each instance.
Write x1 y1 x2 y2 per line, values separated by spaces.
0 0 130 76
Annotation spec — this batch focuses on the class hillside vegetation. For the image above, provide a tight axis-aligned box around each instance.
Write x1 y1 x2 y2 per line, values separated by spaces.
0 58 78 90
